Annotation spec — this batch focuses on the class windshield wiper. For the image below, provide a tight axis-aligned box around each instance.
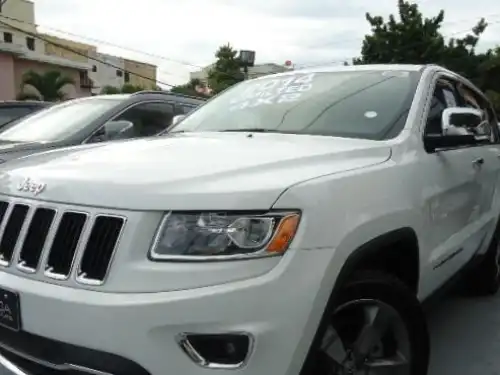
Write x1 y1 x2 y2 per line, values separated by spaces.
220 128 284 133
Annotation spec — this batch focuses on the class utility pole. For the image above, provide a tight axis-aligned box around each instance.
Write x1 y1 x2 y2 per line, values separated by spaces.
0 0 8 13
238 50 256 81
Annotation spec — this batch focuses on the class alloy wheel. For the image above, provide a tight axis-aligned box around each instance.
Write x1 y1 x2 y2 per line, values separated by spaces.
316 299 411 375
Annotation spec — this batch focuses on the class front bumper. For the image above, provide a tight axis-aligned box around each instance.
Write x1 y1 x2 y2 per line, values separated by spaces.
0 248 337 375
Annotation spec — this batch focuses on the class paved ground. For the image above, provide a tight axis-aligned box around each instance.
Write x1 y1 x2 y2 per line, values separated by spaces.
427 292 500 374
0 292 499 374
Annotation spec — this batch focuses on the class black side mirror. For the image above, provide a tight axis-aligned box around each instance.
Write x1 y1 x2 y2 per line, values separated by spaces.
424 107 484 152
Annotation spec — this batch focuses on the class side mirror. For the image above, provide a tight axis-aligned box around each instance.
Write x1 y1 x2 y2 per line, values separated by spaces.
172 115 186 125
442 107 483 135
424 107 483 152
103 120 134 138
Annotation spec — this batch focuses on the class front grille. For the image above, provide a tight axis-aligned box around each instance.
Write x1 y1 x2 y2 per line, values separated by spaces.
46 212 87 279
78 215 125 284
0 204 29 266
0 200 125 286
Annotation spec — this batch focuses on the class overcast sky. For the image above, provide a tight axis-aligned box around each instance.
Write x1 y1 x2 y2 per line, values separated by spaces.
33 0 500 87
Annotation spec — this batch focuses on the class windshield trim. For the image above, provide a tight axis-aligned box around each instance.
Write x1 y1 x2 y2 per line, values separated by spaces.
167 70 421 141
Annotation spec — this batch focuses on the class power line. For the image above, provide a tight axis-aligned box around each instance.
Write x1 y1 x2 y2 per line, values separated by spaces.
0 14 203 70
1 13 499 86
299 17 500 70
308 12 500 50
5 11 500 73
0 16 177 87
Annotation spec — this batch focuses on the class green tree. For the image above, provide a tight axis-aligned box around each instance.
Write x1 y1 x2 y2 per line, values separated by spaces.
100 84 146 94
120 84 145 93
20 70 75 102
15 92 43 101
207 44 244 94
477 47 500 113
100 85 121 94
352 0 486 74
171 78 209 98
352 0 500 112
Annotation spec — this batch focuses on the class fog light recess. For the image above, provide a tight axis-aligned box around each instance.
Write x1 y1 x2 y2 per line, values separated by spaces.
177 333 253 369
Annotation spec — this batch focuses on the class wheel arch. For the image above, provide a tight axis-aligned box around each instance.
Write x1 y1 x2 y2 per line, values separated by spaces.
299 226 421 375
333 227 420 295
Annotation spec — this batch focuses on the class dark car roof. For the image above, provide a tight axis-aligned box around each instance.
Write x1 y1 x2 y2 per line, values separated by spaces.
124 90 206 105
0 100 52 108
0 91 206 159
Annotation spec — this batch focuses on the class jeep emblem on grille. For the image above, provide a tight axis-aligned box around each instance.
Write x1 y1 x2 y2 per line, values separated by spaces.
17 177 46 195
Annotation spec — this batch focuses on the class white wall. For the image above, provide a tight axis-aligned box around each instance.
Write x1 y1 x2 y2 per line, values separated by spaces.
88 52 125 94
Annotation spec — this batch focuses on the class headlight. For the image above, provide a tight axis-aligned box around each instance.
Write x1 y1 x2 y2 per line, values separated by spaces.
149 211 300 261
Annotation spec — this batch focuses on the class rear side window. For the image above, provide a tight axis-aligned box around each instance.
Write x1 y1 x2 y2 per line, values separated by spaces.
0 106 38 126
114 101 175 137
174 103 198 115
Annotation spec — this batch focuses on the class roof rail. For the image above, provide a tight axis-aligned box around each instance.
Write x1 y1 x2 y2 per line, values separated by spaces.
131 90 207 101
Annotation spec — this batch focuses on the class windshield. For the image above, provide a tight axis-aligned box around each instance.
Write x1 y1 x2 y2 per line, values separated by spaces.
169 70 420 140
0 107 39 127
0 98 122 142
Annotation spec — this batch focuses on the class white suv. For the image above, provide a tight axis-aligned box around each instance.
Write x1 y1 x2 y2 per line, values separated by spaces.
0 64 498 375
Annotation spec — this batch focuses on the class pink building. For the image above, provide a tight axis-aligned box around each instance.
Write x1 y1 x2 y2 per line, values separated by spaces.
0 44 92 101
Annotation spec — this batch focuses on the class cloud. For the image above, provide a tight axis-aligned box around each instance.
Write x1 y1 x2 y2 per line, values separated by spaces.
32 0 500 86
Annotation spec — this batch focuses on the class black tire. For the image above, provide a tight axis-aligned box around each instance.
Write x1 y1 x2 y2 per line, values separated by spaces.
463 226 500 296
303 271 430 375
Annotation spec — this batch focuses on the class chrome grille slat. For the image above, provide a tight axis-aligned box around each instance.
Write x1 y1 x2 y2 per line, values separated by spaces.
0 203 15 265
0 199 125 286
77 215 125 285
17 207 56 273
10 206 37 269
45 212 88 280
0 204 29 266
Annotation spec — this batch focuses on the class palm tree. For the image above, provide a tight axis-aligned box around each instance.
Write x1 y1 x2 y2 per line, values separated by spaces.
20 70 75 102
16 92 42 101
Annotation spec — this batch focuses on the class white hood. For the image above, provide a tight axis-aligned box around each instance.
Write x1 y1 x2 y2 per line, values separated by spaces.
0 133 392 210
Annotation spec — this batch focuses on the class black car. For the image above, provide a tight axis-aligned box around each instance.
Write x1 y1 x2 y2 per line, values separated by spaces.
0 91 205 163
0 100 51 128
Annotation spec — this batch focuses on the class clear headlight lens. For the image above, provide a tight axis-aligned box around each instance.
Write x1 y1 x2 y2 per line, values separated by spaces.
150 211 300 260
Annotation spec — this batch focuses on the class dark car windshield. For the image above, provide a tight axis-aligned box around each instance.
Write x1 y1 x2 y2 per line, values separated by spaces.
0 106 44 127
0 98 122 142
169 69 420 140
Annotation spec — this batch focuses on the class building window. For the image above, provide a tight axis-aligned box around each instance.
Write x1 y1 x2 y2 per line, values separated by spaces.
116 70 123 77
3 32 13 43
92 65 97 72
124 72 130 82
26 37 35 51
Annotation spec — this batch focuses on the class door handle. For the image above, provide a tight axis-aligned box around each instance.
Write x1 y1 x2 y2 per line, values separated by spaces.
472 157 485 167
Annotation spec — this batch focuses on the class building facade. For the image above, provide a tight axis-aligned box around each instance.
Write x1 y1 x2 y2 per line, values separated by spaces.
0 0 158 100
88 52 125 94
123 58 157 89
0 0 92 100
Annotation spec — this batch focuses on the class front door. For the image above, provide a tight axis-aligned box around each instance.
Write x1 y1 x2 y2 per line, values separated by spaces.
418 75 485 297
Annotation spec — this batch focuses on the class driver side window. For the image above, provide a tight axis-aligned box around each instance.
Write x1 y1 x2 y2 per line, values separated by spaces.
456 84 497 143
425 79 460 135
87 101 175 143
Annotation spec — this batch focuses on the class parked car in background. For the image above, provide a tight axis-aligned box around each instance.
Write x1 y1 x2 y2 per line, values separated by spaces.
0 101 51 128
0 91 205 163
